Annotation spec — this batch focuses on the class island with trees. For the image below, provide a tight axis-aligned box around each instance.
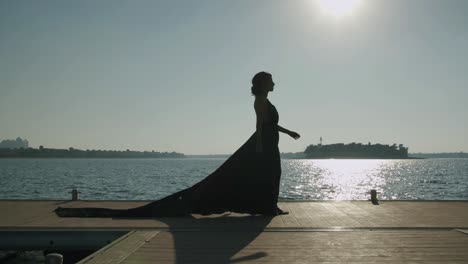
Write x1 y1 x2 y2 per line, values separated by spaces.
304 142 410 159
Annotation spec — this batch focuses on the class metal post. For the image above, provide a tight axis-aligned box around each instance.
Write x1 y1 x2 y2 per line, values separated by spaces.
71 189 79 201
370 189 379 205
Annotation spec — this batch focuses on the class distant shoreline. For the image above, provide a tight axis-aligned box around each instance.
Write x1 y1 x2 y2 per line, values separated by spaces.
1 148 467 159
0 147 185 159
0 157 187 159
286 157 425 160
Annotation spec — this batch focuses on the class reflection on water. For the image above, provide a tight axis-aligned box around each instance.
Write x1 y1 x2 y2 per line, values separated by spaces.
281 159 468 200
283 160 386 200
1 158 468 200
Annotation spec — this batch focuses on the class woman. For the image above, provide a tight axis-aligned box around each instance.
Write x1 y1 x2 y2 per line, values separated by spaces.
55 71 300 217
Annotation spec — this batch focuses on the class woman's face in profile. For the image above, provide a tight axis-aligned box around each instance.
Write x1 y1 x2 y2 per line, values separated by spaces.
265 76 275 92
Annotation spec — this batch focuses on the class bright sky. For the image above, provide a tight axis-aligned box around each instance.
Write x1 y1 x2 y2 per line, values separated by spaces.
1 0 467 154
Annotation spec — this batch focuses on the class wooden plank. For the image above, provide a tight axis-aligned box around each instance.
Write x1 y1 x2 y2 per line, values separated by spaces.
1 201 468 229
117 230 468 264
121 262 468 264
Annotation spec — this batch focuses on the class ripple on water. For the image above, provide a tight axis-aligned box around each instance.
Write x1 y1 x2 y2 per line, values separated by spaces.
1 158 468 200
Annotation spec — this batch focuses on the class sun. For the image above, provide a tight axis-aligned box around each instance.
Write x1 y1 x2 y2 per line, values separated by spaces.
317 0 362 18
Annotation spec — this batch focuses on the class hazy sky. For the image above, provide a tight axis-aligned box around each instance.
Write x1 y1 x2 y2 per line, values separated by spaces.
1 0 467 154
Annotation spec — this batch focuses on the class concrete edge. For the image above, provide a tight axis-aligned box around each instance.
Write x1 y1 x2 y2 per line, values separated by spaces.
1 199 468 202
76 230 134 264
77 230 159 264
2 226 468 232
455 229 468 235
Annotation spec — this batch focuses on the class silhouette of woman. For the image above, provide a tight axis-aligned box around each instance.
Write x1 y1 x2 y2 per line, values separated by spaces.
55 72 300 217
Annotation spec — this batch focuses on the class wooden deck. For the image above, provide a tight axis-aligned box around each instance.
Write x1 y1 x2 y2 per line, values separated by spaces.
2 200 468 230
79 229 468 264
2 200 468 263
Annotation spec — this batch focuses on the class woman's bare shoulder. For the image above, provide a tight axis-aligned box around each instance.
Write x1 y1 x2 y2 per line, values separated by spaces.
254 97 268 113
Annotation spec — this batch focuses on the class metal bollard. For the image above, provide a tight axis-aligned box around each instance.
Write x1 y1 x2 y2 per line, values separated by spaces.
370 189 379 205
45 253 63 264
71 189 79 201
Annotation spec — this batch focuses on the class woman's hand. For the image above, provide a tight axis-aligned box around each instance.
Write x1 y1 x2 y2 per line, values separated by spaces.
278 125 300 140
288 131 301 140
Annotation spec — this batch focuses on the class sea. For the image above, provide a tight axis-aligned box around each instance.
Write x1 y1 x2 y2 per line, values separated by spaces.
1 157 467 263
1 158 468 201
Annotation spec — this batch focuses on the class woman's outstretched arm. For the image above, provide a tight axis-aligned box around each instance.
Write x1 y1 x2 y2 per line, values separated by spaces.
278 125 301 140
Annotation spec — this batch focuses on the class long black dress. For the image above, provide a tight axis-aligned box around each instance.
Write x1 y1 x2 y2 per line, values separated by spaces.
55 100 281 217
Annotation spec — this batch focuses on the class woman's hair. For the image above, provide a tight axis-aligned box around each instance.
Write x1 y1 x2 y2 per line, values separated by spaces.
251 71 272 96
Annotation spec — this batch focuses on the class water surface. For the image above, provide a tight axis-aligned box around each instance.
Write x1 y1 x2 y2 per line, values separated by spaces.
1 158 467 200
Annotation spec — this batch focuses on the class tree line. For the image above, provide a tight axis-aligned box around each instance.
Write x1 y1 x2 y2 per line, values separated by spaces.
0 146 185 158
304 142 409 159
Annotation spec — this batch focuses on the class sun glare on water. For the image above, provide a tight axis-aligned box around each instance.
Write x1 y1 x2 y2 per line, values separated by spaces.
316 0 363 18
